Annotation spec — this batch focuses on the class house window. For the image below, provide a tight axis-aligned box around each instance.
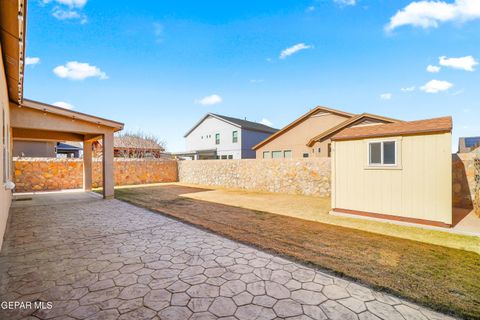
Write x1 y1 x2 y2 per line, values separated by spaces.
215 133 220 145
263 151 270 159
318 148 321 153
228 155 233 159
368 140 397 166
303 153 309 158
272 151 282 159
232 131 238 143
221 155 228 160
284 150 292 158
328 144 332 157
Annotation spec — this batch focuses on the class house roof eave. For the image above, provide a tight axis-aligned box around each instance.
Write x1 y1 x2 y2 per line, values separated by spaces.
252 106 354 150
306 113 402 147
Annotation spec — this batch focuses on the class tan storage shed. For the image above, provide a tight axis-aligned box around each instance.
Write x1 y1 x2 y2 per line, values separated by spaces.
331 117 453 227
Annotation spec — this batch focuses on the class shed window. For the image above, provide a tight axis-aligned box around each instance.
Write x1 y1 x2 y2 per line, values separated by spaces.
284 150 292 158
263 151 270 159
368 141 397 166
272 151 282 159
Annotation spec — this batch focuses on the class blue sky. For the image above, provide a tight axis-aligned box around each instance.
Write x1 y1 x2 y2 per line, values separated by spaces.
24 0 480 151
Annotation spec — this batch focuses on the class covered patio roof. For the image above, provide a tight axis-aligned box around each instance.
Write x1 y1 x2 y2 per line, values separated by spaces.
10 99 124 199
11 99 123 142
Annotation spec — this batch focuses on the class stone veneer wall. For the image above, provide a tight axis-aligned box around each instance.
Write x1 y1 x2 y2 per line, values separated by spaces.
178 158 332 197
13 158 178 192
13 156 478 214
452 153 479 213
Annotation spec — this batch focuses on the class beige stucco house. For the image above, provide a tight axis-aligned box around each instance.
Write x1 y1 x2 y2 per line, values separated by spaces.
253 106 399 159
0 0 123 248
331 116 453 227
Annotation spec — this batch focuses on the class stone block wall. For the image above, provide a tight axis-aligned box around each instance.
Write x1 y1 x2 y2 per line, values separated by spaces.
13 158 178 192
452 153 479 213
13 156 478 215
178 158 331 197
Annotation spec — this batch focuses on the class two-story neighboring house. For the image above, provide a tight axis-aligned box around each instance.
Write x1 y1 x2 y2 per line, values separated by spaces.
180 113 278 160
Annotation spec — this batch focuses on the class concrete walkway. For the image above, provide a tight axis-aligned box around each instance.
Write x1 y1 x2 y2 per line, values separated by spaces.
0 192 455 319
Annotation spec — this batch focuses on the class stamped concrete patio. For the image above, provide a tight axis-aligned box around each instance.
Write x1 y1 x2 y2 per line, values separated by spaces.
0 192 456 320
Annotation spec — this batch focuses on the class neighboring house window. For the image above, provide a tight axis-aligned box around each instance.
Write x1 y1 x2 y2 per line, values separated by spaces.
318 147 321 153
368 141 397 166
303 153 309 158
232 131 238 143
228 155 233 159
221 155 228 160
272 151 282 159
284 150 292 158
215 133 220 145
263 151 270 159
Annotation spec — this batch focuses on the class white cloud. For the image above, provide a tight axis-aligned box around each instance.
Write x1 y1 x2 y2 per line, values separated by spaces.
385 0 480 31
43 0 87 8
44 0 88 23
260 118 273 126
53 101 75 109
426 65 441 73
439 55 478 71
420 79 453 93
25 57 40 66
279 43 312 59
334 0 356 6
52 8 87 23
401 86 416 92
53 8 79 19
380 93 392 100
196 94 222 106
53 61 108 80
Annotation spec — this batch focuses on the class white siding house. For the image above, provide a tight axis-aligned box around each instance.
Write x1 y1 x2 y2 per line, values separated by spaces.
181 114 278 160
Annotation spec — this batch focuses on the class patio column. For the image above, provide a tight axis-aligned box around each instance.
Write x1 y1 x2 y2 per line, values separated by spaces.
83 140 92 191
102 132 115 199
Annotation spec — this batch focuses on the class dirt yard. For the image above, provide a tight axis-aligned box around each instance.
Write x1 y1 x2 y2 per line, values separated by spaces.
113 184 480 319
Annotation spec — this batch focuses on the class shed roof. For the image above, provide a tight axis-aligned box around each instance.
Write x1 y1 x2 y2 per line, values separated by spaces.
184 113 278 137
332 116 452 141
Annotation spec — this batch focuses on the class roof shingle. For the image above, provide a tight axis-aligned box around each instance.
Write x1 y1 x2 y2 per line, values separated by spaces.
210 114 278 133
332 116 452 141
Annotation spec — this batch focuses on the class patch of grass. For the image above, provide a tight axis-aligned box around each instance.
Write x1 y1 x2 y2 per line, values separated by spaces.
180 186 480 255
114 185 480 319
